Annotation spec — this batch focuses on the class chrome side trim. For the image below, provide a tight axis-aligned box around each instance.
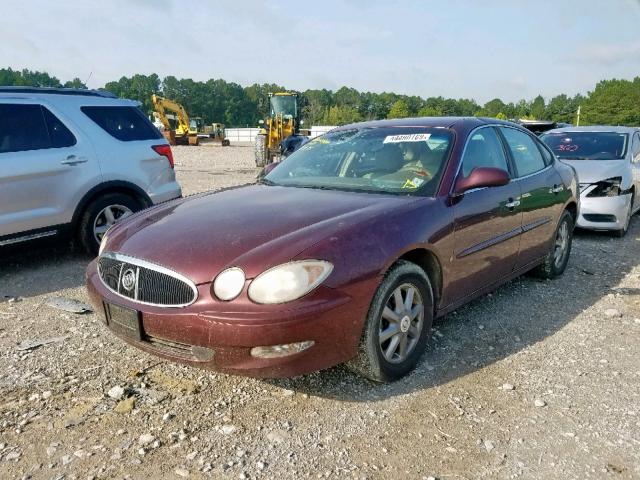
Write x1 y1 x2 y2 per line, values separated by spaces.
98 252 198 308
457 225 523 259
0 230 57 246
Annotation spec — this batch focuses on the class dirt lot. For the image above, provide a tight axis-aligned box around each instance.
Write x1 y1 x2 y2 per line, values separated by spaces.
1 145 639 480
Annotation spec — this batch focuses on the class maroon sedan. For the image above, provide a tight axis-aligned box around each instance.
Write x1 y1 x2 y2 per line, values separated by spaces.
86 117 579 382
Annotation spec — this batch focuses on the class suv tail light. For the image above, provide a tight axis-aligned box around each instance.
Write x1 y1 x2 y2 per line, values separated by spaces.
152 144 174 169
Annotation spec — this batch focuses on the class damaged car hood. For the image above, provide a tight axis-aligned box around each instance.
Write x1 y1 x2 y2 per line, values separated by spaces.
561 159 628 185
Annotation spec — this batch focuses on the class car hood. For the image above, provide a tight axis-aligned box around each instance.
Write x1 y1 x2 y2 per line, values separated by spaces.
560 159 628 184
106 184 419 284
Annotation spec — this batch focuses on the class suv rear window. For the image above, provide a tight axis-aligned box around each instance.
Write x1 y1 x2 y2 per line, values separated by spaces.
0 103 76 153
82 106 162 142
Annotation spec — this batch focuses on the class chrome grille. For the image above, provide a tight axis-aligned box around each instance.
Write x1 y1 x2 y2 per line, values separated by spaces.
98 253 197 307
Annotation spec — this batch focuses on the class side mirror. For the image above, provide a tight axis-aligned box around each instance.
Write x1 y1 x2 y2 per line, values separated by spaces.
453 167 510 195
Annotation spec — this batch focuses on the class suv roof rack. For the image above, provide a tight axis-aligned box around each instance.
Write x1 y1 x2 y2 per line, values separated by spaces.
0 86 117 98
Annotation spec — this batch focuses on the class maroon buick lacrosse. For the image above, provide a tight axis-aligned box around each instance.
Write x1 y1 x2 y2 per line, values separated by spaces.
86 117 578 382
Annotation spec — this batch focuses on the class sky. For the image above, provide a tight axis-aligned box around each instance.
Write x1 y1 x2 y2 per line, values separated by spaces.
3 0 640 104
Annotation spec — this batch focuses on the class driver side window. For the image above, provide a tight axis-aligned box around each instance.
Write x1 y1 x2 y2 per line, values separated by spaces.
462 127 509 177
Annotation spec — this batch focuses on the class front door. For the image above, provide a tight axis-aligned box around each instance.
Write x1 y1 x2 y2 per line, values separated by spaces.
448 126 523 304
0 101 98 237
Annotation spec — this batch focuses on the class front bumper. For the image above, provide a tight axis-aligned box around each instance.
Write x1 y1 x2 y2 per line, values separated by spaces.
576 192 631 231
86 259 376 378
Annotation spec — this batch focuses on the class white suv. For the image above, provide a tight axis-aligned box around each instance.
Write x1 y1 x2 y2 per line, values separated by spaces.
0 87 182 253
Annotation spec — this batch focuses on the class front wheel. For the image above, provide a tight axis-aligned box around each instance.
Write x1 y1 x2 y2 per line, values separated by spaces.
612 194 633 238
347 260 434 382
532 209 574 279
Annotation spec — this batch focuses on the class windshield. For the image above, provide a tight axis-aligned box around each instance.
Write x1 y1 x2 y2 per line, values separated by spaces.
541 132 628 160
264 127 454 196
270 95 297 118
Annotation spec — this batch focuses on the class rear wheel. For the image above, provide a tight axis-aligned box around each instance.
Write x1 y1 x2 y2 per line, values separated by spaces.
347 260 433 382
532 209 573 279
255 134 268 167
79 193 141 255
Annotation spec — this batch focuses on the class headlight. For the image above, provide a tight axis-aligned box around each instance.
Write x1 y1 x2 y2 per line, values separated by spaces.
248 260 333 304
98 233 109 256
587 177 622 197
213 267 246 301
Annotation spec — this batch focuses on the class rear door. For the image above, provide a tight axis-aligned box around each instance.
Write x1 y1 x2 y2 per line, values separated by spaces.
498 126 565 268
449 126 523 302
0 100 100 238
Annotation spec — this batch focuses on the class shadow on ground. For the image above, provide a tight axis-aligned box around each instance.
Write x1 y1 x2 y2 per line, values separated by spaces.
0 241 92 299
268 216 640 401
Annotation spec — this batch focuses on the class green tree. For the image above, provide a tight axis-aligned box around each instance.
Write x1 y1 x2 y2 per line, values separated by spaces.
496 112 508 120
530 95 546 120
581 77 640 126
387 99 410 119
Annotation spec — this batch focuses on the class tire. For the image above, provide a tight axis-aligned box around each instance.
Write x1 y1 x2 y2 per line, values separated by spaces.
255 134 268 167
532 209 574 279
78 193 142 255
347 260 434 382
612 193 633 238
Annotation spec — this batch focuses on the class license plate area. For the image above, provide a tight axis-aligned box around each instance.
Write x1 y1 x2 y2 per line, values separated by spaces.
104 302 143 341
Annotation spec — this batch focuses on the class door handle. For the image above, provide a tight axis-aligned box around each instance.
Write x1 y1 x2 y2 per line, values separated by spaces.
505 199 520 209
61 155 88 166
550 184 564 194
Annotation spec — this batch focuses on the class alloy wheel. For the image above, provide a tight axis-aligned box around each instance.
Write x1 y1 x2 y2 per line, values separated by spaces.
378 283 424 364
553 220 569 269
93 204 133 244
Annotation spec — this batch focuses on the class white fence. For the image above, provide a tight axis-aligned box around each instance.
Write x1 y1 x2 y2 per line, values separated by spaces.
224 128 261 143
224 126 337 143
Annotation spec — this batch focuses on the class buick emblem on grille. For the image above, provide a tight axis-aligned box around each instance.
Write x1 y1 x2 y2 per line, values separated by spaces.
98 253 198 307
121 268 137 292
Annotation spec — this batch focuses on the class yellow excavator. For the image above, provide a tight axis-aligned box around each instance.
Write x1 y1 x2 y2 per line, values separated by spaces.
255 92 304 166
152 94 199 146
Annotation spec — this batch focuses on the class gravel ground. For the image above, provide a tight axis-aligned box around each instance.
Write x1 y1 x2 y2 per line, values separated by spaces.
0 145 639 480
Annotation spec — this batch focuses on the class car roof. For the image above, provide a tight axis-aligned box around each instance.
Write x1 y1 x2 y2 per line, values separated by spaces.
0 86 116 98
0 87 138 107
544 125 637 134
335 116 519 131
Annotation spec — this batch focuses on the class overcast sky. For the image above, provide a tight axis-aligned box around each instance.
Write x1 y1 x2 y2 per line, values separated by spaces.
3 0 640 103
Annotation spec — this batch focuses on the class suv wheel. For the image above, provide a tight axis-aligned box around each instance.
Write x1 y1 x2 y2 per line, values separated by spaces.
79 193 141 255
347 260 433 382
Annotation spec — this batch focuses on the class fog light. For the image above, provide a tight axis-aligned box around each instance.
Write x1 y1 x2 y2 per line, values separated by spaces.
250 341 315 358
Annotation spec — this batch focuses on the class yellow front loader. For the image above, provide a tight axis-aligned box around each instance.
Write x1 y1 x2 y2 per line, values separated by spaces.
255 92 301 166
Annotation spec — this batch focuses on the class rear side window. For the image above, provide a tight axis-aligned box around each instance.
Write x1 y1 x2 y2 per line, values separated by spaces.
0 104 51 153
82 106 162 142
42 107 76 148
500 127 546 177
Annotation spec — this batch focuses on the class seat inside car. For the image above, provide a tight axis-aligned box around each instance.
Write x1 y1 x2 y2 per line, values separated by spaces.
364 144 404 178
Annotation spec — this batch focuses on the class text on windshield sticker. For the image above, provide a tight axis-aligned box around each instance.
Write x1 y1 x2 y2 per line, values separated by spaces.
383 133 431 144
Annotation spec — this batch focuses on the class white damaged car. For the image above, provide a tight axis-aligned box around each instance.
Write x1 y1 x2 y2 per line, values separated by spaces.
542 126 640 237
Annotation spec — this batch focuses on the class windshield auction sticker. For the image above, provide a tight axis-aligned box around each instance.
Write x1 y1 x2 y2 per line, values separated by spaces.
383 133 431 144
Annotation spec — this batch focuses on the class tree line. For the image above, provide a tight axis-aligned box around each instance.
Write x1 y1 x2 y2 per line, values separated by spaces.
1 67 639 127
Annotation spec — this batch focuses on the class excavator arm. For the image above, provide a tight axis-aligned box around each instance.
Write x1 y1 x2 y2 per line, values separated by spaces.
151 94 190 136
